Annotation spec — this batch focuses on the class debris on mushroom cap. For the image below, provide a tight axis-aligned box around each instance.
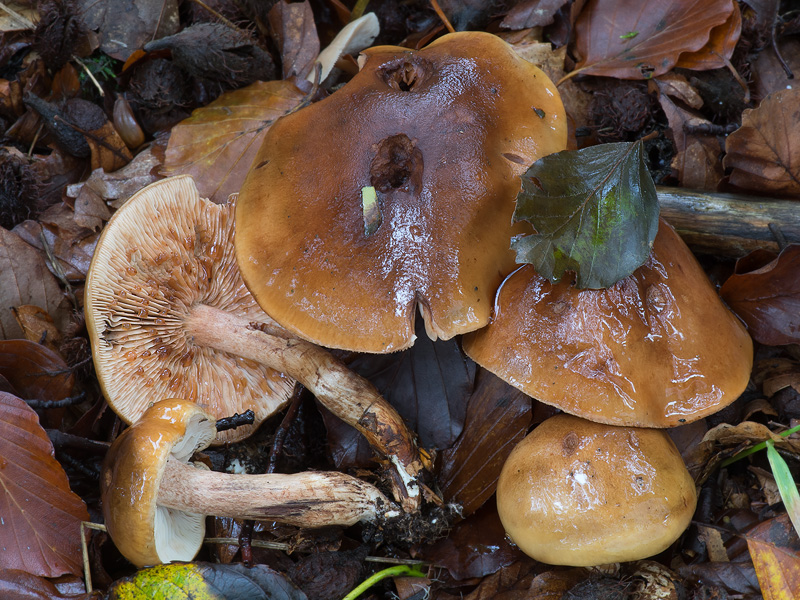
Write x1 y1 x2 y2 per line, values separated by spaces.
463 220 753 428
101 399 215 567
496 413 698 566
85 176 295 443
235 31 567 353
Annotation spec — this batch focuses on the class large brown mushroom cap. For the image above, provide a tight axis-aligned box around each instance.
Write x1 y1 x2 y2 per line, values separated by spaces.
463 220 753 427
235 31 567 353
496 414 697 566
101 399 216 567
85 176 294 443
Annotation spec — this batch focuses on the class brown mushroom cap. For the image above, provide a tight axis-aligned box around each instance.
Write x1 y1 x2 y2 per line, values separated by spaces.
463 220 753 427
496 413 697 566
101 399 215 567
85 176 294 443
235 31 567 353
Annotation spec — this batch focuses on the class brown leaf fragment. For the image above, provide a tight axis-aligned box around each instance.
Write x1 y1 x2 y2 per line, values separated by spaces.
724 89 800 196
746 514 800 600
81 0 179 61
0 393 90 577
438 369 531 516
0 569 95 599
501 0 570 30
0 339 75 402
720 244 800 346
162 79 306 203
653 72 703 109
11 306 62 353
268 0 320 80
0 227 69 340
674 0 741 70
423 504 526 582
752 38 800 102
571 0 733 80
85 120 132 173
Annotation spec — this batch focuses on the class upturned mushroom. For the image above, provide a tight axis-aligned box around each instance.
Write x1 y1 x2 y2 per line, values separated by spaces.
496 413 697 566
101 399 395 567
235 31 567 353
463 220 753 428
85 176 422 506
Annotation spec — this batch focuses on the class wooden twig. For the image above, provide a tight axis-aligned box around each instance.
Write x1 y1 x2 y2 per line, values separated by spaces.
657 186 800 257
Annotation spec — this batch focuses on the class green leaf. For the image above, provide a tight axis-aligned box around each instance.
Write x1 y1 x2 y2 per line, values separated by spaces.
107 562 308 600
511 141 659 289
766 440 800 536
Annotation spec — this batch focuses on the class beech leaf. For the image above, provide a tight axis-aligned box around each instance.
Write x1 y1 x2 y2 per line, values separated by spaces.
162 80 307 203
106 562 308 600
511 141 659 289
746 515 800 600
0 393 89 577
720 245 800 346
723 89 800 197
571 0 733 80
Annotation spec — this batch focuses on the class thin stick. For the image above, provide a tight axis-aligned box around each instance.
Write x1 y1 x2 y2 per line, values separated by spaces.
429 0 455 33
73 57 105 97
28 123 43 157
81 522 108 594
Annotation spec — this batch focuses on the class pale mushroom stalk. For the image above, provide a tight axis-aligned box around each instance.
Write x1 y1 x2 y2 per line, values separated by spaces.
86 176 423 511
102 400 397 567
184 304 421 507
158 458 391 527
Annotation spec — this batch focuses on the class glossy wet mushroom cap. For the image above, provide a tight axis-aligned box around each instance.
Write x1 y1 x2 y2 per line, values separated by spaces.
463 220 753 428
496 413 697 566
101 399 215 567
85 176 294 443
235 31 567 353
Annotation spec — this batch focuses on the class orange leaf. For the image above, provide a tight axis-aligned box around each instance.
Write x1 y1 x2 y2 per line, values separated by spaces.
724 89 800 197
162 80 307 203
747 515 800 600
570 0 733 80
675 0 741 70
0 392 89 577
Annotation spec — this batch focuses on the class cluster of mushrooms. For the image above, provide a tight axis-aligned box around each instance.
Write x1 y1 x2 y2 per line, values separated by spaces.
87 32 753 568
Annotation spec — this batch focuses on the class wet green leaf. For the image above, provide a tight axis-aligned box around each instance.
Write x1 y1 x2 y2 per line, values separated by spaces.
511 141 659 289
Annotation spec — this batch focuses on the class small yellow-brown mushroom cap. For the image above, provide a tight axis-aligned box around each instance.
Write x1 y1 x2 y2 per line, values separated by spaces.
496 414 697 566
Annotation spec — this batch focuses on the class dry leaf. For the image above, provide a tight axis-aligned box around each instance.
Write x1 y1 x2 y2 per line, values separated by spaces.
11 305 62 353
724 89 800 197
438 370 531 516
268 1 320 80
0 569 94 600
571 0 733 80
0 227 69 340
752 38 800 102
747 514 800 600
0 393 89 577
0 339 75 402
674 0 741 70
162 80 307 203
720 245 800 346
85 120 132 173
81 0 179 60
653 72 704 109
501 0 570 29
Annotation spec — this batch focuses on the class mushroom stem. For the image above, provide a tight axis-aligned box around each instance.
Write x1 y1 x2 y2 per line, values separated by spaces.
185 303 422 511
158 458 394 527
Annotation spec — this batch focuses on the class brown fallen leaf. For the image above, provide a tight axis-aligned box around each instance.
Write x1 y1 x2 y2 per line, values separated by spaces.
438 369 531 516
0 227 69 340
0 392 90 577
747 514 800 600
421 503 525 582
570 0 733 80
0 339 75 402
81 0 179 61
752 38 800 102
11 305 62 353
0 569 95 600
720 245 800 346
501 0 570 29
268 0 320 80
161 79 307 203
724 89 800 196
674 0 741 70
